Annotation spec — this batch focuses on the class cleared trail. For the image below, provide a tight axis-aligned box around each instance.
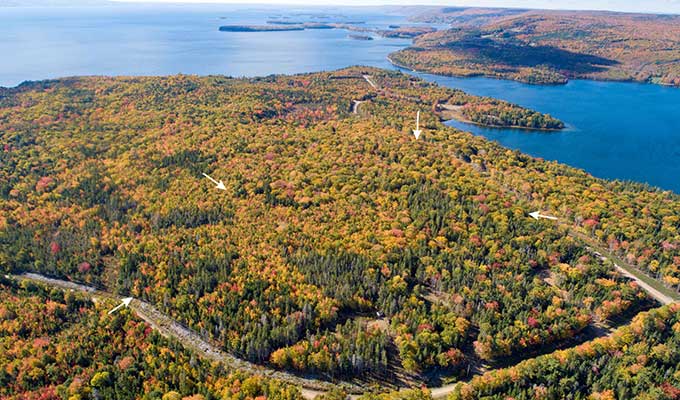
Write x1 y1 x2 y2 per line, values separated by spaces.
13 273 354 399
362 74 379 90
352 100 364 114
569 231 680 306
612 263 675 305
13 224 677 400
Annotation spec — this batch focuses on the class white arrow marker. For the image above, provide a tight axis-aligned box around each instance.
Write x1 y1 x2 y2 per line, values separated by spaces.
413 110 422 140
202 173 226 191
108 297 133 315
529 211 558 221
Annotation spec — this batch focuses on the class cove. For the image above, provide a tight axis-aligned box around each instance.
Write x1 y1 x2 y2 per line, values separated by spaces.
415 72 680 193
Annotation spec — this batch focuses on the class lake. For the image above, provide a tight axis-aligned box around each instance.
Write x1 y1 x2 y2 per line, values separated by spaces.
420 73 680 193
1 5 679 192
0 4 412 85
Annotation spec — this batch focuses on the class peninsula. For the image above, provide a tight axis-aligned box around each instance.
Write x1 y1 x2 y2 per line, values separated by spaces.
391 8 680 86
219 22 438 40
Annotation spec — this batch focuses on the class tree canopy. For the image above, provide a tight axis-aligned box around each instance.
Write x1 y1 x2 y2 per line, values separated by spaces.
0 67 678 389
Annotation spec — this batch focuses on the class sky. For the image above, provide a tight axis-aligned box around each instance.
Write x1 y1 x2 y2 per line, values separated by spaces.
114 0 680 14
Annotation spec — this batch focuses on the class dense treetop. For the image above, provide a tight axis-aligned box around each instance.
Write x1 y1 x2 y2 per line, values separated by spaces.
0 67 678 389
0 276 301 400
450 303 680 399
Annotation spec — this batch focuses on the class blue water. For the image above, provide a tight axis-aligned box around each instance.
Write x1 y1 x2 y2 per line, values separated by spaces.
1 5 679 192
417 73 680 192
0 4 412 85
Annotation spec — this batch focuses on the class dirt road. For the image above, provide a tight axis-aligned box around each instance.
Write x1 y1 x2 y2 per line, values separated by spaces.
14 273 352 399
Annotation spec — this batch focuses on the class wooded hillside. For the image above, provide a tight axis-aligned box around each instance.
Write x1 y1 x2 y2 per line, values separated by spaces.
0 67 678 388
394 9 680 86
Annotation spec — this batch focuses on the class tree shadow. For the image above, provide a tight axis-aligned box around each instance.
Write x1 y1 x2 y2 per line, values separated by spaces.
440 37 619 74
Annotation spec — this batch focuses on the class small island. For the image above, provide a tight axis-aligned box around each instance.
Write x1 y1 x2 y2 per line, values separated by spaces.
266 20 306 25
220 22 337 32
348 34 373 41
378 26 437 39
219 22 438 40
219 25 304 32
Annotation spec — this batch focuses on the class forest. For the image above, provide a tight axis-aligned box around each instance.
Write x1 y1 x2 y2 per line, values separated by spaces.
392 9 680 86
451 304 680 399
3 276 679 399
0 276 301 400
0 66 679 392
354 69 563 129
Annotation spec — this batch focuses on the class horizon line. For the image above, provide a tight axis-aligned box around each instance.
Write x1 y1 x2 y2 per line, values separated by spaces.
105 1 680 16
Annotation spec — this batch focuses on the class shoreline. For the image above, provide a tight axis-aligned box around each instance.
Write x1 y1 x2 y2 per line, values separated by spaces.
387 54 680 89
440 108 565 132
387 55 568 86
386 55 419 72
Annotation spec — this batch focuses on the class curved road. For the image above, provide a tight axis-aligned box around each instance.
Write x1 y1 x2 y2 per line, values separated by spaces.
13 273 355 399
13 231 676 400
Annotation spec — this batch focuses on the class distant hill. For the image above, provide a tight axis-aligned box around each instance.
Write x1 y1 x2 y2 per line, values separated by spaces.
395 8 680 86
